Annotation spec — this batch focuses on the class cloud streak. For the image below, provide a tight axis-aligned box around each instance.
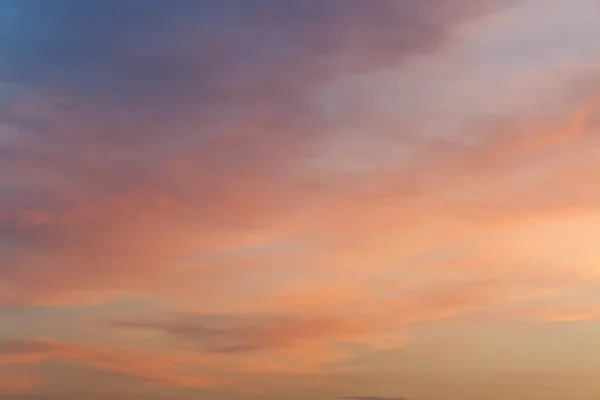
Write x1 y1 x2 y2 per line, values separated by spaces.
3 0 600 398
341 397 407 400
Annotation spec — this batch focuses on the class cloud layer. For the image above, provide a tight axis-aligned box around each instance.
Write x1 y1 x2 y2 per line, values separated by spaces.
2 0 600 399
341 397 407 400
0 0 517 306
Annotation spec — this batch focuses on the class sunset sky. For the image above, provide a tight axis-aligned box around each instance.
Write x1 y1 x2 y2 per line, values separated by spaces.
1 1 600 399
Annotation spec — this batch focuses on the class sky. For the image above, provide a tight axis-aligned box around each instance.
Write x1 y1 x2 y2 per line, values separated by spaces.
1 0 600 399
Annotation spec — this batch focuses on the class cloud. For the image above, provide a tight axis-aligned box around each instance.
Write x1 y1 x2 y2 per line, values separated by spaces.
0 338 213 388
0 335 350 388
0 395 185 400
341 397 408 400
0 0 512 108
5 0 600 394
0 0 518 306
115 312 382 354
108 273 578 372
4 94 598 307
0 371 41 392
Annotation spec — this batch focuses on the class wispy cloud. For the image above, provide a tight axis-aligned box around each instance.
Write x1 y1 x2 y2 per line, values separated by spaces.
0 0 517 307
3 0 600 398
0 338 214 388
0 371 41 392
